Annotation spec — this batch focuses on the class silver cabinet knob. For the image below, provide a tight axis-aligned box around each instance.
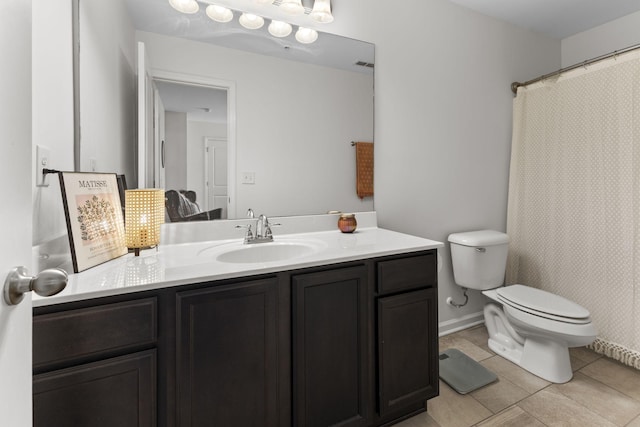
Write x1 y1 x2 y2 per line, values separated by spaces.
3 266 68 305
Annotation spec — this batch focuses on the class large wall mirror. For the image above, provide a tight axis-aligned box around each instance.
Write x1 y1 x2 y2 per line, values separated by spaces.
76 0 374 220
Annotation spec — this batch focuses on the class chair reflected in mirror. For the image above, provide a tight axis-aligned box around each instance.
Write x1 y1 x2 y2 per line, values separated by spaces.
165 190 222 222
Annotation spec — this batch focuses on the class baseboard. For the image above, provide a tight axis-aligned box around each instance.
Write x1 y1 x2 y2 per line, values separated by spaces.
438 311 485 337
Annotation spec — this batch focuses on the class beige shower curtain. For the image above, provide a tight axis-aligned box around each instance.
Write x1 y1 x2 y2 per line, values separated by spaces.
506 51 640 369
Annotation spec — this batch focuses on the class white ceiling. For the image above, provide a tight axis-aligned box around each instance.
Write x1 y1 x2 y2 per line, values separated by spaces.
447 0 640 39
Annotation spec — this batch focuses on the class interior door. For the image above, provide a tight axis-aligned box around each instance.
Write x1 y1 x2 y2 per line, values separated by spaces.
204 137 228 218
154 87 166 190
1 0 34 425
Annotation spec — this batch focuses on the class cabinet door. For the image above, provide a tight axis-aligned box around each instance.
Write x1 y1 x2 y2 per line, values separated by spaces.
378 288 438 416
33 350 156 427
292 265 370 427
176 278 279 427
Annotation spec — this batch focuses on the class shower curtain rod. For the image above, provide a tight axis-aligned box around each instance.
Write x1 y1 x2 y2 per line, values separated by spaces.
511 42 640 94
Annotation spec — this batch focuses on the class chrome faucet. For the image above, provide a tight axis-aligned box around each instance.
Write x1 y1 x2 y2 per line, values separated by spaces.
236 211 280 244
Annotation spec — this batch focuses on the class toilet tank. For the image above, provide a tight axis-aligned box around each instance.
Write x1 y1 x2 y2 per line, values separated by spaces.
448 230 510 291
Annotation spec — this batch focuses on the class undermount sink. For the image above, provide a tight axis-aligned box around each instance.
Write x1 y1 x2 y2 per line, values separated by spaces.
198 239 326 264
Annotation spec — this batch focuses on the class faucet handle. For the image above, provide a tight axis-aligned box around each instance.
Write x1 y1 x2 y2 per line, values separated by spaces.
264 221 281 239
235 224 254 242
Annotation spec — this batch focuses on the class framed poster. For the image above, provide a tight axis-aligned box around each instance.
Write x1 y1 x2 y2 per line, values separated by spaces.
59 172 128 272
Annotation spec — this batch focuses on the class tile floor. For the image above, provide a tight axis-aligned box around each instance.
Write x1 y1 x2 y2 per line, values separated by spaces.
395 325 640 427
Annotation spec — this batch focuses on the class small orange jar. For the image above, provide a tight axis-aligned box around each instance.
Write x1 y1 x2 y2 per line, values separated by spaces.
338 213 357 233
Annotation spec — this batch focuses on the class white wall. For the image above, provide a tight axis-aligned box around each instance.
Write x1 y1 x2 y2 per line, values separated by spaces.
32 0 135 247
186 120 227 206
324 0 560 328
561 10 640 67
165 112 188 191
79 0 136 178
137 31 374 218
32 0 74 245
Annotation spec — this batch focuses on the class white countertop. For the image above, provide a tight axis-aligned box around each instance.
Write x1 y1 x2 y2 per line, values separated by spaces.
33 213 443 307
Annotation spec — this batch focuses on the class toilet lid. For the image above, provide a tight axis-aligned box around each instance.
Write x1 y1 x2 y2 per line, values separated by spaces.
496 285 591 324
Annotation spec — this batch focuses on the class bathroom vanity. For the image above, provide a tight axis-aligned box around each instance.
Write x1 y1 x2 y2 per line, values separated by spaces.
32 214 442 426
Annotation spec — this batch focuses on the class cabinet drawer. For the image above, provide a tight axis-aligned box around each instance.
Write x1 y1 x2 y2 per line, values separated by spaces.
377 251 437 294
33 298 157 370
33 350 156 427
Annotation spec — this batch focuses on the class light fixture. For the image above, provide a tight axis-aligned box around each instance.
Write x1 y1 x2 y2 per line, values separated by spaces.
295 27 318 44
168 0 199 14
268 20 293 37
310 0 334 23
125 189 165 256
279 0 304 15
239 13 265 30
206 4 234 23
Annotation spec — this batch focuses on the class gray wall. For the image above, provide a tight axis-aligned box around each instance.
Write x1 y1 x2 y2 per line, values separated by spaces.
326 0 561 331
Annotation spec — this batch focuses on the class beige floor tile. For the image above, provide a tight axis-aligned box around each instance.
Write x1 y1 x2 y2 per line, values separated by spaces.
479 356 549 394
626 414 640 427
470 375 530 414
475 406 545 427
392 411 441 427
439 335 493 362
456 325 489 347
518 387 617 427
569 346 602 371
580 358 640 401
569 346 601 364
552 372 640 426
426 381 492 427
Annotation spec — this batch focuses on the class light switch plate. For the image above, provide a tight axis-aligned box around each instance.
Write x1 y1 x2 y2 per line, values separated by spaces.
36 145 51 187
241 172 256 184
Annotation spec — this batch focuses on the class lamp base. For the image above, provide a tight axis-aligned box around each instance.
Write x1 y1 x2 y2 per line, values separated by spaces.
134 248 140 257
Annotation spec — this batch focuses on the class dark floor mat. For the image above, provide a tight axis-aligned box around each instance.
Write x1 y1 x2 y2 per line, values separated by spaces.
439 348 498 394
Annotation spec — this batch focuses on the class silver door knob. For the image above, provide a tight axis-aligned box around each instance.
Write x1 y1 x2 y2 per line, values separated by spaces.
3 266 68 306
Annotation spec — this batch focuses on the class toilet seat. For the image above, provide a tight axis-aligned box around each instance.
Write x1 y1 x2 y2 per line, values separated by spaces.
496 285 591 325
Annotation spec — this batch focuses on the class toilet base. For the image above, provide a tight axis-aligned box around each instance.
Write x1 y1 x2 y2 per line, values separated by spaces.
484 303 574 383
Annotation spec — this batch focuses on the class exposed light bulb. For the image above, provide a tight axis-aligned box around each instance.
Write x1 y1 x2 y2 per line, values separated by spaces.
206 4 234 23
168 0 199 14
239 13 265 30
295 27 318 44
310 0 334 23
279 0 304 15
268 20 293 38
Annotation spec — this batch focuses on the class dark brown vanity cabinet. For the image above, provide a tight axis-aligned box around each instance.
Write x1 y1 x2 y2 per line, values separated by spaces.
32 298 158 427
292 265 371 427
375 253 439 423
32 249 439 427
175 277 281 427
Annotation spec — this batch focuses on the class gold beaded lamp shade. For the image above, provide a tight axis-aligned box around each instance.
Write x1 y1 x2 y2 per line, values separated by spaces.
125 189 165 256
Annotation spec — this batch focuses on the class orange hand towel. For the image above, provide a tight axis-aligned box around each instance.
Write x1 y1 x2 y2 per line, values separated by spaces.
355 142 374 199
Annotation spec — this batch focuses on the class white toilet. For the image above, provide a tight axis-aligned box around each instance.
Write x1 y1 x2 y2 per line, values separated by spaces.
448 230 597 383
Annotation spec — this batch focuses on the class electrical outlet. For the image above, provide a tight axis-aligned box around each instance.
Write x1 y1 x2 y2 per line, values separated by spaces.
36 145 51 187
241 172 256 184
